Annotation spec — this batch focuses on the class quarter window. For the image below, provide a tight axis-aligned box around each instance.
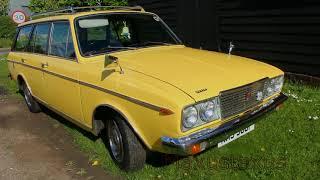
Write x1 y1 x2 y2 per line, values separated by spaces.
29 23 50 54
49 22 75 59
14 26 33 51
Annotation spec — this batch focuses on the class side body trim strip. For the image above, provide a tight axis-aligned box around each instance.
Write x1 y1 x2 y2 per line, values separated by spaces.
7 60 164 111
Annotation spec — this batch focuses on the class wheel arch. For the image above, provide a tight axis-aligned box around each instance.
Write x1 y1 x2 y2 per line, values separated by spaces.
17 74 25 87
16 73 32 93
92 104 150 150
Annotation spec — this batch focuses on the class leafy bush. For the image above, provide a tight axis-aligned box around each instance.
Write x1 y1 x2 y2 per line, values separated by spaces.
0 16 16 39
30 0 128 13
0 38 12 48
0 0 9 16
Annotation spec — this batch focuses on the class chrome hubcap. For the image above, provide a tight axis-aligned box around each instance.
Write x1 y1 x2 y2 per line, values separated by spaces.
24 87 32 107
108 120 124 162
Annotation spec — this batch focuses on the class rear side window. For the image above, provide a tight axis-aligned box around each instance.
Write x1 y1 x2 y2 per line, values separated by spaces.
49 22 75 59
14 26 33 51
29 23 50 54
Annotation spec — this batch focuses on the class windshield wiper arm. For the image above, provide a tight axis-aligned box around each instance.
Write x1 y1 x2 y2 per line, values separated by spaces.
84 46 137 56
129 41 174 47
106 46 138 50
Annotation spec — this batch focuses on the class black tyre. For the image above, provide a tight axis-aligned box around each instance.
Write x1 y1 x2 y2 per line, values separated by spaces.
106 116 146 171
22 82 41 113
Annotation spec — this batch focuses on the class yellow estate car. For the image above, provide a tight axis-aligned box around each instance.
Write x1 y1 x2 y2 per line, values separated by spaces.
7 6 287 171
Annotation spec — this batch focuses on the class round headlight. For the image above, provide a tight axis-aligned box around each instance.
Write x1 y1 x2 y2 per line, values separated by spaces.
199 101 215 122
183 106 198 128
266 86 274 96
274 76 284 92
265 75 284 98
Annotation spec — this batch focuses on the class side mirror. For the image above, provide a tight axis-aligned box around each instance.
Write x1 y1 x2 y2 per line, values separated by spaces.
104 55 118 68
104 55 124 74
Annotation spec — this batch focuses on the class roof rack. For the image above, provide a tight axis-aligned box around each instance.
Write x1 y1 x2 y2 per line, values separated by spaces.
30 6 145 20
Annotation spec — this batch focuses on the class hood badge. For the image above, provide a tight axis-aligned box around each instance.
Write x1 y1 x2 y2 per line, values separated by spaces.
195 88 208 94
229 41 235 55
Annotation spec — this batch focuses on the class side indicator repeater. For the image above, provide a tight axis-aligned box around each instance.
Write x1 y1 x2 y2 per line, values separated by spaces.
159 108 174 115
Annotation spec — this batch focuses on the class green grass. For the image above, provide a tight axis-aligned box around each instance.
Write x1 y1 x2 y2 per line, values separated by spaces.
0 54 18 95
0 55 319 179
64 82 320 179
0 39 12 48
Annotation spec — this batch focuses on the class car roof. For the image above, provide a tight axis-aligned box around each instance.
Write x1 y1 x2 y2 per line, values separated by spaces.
19 9 154 27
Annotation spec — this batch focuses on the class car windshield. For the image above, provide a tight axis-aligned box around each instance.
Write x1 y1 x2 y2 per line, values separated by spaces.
75 13 181 56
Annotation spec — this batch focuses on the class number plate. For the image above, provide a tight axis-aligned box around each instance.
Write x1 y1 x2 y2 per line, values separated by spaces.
217 124 255 148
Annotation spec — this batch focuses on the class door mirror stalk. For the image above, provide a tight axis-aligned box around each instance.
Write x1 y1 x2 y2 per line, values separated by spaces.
105 55 124 74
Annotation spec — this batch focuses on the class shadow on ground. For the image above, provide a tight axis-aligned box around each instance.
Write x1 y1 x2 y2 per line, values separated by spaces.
39 103 185 169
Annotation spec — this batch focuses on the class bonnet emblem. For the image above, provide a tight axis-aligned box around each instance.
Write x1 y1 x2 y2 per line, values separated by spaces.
195 89 207 94
229 41 235 55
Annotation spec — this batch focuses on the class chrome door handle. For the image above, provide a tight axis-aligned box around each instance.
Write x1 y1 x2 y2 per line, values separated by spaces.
41 62 49 68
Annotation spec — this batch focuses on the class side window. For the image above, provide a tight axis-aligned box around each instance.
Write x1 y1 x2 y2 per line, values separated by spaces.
49 22 75 59
29 23 50 54
14 26 33 51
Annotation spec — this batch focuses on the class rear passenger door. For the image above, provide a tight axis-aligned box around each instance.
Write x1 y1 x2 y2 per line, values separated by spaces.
10 24 50 103
43 21 83 122
26 23 51 102
9 26 34 91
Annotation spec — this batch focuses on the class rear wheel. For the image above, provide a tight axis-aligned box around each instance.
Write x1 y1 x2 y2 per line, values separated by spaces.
106 116 146 171
22 82 41 113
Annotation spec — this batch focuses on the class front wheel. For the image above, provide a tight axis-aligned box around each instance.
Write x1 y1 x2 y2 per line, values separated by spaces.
22 82 41 113
106 116 146 171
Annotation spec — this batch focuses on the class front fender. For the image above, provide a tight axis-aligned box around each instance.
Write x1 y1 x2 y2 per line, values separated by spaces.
80 69 195 150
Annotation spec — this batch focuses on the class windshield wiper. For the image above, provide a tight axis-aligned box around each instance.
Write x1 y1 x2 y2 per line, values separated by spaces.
107 46 138 50
84 46 137 56
129 41 174 48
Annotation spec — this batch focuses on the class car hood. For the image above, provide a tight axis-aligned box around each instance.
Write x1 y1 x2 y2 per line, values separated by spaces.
112 45 283 102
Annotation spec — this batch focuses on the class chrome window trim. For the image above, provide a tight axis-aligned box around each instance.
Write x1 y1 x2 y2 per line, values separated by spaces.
11 20 78 62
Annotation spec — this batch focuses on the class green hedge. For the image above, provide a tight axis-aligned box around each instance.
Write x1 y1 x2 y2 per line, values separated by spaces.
30 0 128 13
0 38 12 48
0 16 16 39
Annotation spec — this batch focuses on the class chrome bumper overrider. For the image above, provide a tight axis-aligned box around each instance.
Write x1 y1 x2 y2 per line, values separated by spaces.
161 93 288 155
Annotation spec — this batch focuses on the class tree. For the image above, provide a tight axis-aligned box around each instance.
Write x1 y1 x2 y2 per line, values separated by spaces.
30 0 128 13
0 16 17 39
0 0 9 16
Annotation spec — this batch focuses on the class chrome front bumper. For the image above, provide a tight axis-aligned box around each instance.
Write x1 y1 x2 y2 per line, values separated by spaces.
161 93 288 155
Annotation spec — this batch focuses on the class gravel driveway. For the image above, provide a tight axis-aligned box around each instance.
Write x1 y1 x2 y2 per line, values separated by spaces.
0 94 118 180
0 49 9 55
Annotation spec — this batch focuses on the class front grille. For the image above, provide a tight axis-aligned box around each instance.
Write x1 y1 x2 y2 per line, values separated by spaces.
220 79 267 119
